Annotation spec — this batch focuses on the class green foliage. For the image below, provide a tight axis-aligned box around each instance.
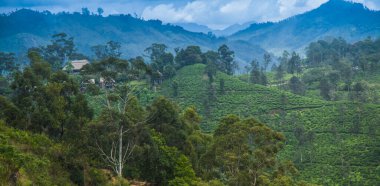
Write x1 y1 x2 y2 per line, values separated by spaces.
86 83 101 95
250 59 268 86
217 44 237 75
263 52 272 71
319 77 332 100
168 155 197 186
171 80 179 97
88 168 110 185
0 52 18 77
175 45 203 68
0 96 21 126
287 52 302 75
10 53 93 139
136 132 198 185
147 96 191 150
0 120 73 185
29 33 86 70
81 57 130 83
91 41 122 60
289 76 305 95
211 116 295 185
203 51 219 81
0 76 12 95
219 78 225 95
65 61 74 73
145 43 175 81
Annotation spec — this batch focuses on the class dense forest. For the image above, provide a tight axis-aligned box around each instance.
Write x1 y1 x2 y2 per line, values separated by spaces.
0 32 379 185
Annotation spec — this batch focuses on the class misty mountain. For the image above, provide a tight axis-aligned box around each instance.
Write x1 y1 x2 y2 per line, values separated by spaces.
229 0 380 54
0 9 266 64
176 21 255 37
213 21 255 37
175 22 213 34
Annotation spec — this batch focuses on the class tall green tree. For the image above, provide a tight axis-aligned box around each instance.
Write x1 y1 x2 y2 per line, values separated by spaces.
210 115 300 185
218 44 236 75
319 78 332 100
278 50 290 72
175 46 203 68
81 8 90 15
250 59 267 86
37 33 76 70
289 76 305 95
203 51 219 82
145 43 175 82
275 63 285 88
287 52 302 75
91 40 122 60
147 96 191 150
263 53 272 71
97 7 104 16
0 52 17 77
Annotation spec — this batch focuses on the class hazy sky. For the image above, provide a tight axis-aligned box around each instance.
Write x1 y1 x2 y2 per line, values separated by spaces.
1 0 379 29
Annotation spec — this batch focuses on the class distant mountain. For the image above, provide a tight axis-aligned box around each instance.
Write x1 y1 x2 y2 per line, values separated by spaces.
213 21 255 37
4 0 377 66
229 0 380 54
175 22 213 34
176 21 255 37
0 9 266 64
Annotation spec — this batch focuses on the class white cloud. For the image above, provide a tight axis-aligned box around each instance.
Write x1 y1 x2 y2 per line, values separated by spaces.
142 0 332 29
276 0 328 19
350 0 380 9
143 4 193 22
220 0 251 13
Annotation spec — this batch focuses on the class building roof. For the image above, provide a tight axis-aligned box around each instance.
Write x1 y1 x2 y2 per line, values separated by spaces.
63 59 90 71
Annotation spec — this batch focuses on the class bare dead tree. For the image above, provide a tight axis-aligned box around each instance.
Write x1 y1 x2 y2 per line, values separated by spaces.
96 83 156 178
96 127 134 177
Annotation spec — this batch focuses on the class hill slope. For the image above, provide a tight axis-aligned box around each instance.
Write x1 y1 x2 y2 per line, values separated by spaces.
229 0 380 54
0 121 73 185
160 64 380 185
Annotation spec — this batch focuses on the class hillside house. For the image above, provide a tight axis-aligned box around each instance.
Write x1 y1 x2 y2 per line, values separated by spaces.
63 59 89 73
99 77 116 89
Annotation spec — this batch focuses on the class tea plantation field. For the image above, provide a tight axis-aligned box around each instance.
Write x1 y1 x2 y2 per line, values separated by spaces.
160 64 380 185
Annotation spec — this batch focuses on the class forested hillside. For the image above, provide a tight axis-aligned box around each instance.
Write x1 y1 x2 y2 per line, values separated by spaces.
0 9 266 64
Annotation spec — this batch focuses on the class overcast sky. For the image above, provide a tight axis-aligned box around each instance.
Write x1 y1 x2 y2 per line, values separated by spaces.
1 0 379 29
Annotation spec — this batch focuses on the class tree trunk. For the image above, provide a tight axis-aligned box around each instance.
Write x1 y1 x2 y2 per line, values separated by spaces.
118 126 123 178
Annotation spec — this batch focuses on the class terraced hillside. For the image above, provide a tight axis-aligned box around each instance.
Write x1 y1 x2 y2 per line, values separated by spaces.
160 64 380 185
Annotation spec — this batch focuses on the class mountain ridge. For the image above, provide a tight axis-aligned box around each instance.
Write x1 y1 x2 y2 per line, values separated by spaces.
0 9 266 65
1 0 379 64
229 0 380 54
